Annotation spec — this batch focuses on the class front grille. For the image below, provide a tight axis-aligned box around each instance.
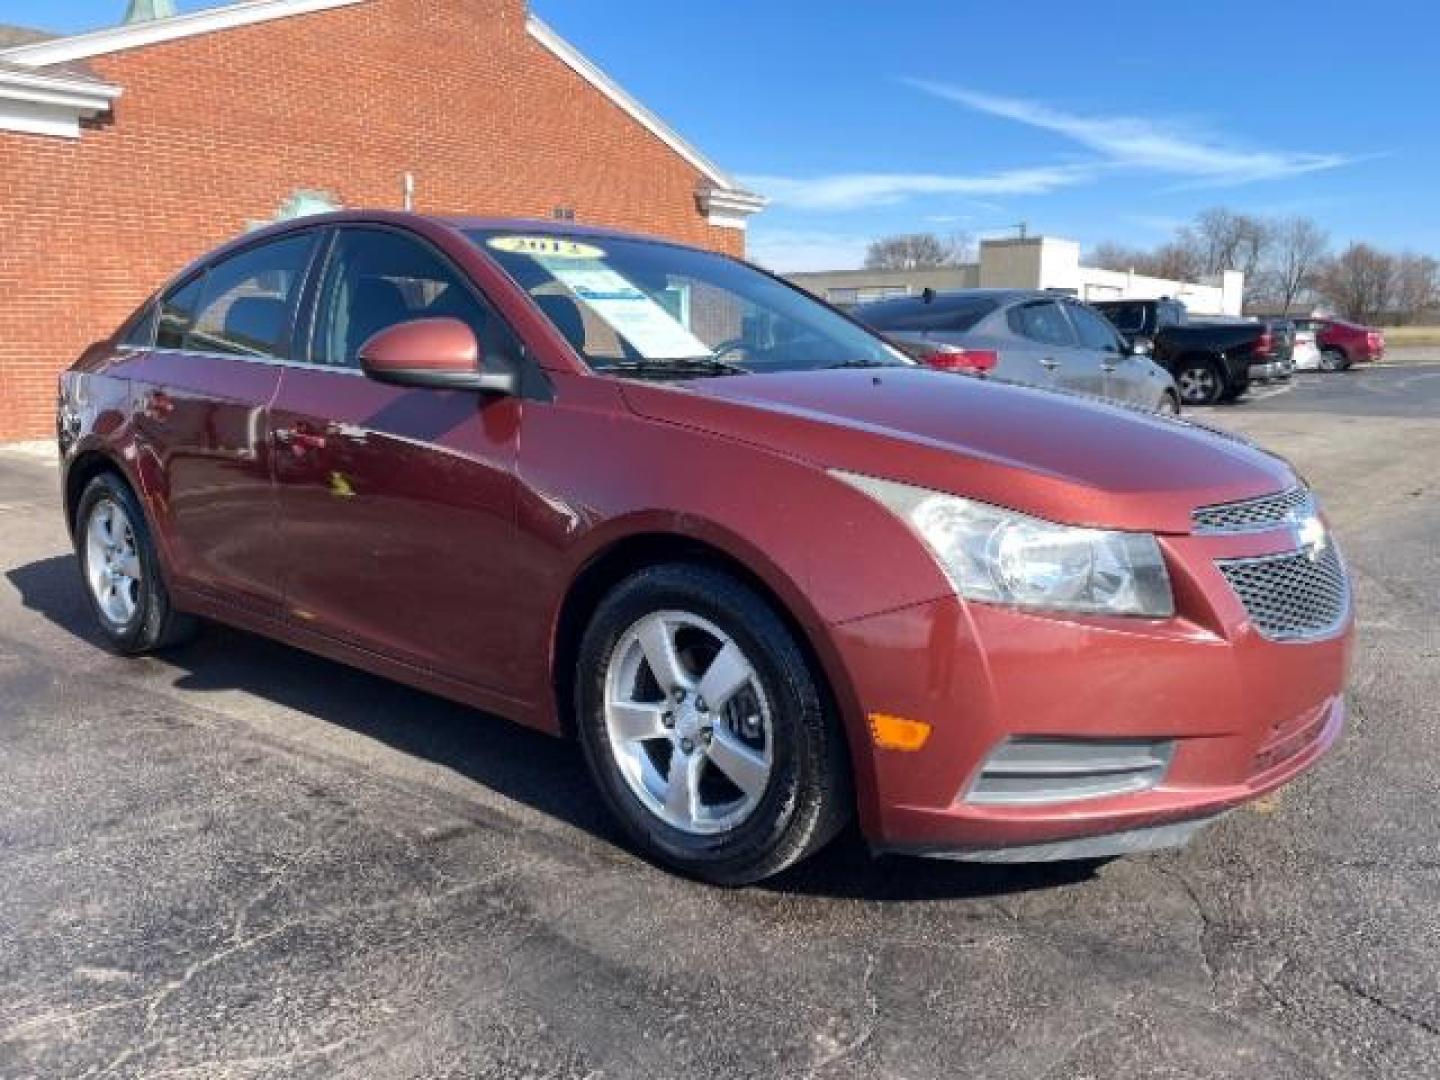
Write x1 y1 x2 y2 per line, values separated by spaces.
1192 486 1312 534
1217 545 1350 641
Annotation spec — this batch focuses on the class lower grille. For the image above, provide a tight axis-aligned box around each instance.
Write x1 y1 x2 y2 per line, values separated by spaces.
1217 545 1350 642
965 738 1174 806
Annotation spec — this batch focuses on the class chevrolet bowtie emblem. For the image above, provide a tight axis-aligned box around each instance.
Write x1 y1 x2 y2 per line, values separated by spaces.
1292 512 1328 562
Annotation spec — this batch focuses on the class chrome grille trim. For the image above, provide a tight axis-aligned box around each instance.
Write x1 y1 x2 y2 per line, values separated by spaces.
965 738 1175 806
1217 545 1350 642
1192 486 1313 534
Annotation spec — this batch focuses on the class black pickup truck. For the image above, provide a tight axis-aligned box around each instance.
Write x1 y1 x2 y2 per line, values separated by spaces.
1092 299 1292 406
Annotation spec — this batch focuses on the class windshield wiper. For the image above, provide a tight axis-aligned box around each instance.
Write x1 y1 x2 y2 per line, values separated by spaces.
597 356 752 378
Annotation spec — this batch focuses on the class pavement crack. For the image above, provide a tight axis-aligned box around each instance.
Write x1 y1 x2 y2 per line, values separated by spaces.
806 951 879 1077
1332 976 1440 1040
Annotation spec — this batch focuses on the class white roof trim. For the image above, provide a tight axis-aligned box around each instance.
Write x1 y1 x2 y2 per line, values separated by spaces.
0 66 120 137
527 13 758 206
0 0 366 67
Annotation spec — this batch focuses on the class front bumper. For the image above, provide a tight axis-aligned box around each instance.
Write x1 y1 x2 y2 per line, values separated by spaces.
831 529 1353 859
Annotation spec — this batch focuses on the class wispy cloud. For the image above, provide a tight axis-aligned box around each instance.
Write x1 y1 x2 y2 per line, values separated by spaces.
905 80 1360 187
745 228 877 272
741 164 1098 212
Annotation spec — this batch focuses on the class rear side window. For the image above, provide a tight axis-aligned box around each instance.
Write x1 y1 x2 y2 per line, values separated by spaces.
157 276 203 350
1008 301 1076 346
186 234 316 359
857 295 999 333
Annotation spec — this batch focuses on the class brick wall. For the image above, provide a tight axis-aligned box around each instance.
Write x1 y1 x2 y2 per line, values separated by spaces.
0 0 745 439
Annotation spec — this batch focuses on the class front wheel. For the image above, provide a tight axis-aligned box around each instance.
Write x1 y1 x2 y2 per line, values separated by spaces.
1175 359 1224 406
75 473 198 654
575 563 850 884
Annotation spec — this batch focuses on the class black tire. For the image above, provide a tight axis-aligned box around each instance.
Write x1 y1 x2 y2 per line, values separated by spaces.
1321 348 1350 372
74 472 199 655
575 563 850 885
1158 390 1182 416
1174 357 1225 407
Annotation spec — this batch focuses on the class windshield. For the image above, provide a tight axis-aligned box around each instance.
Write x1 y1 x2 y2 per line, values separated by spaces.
467 230 909 376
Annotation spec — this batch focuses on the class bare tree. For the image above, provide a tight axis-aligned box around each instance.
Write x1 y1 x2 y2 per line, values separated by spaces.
1390 253 1440 325
864 233 966 270
1316 243 1396 323
1263 217 1329 313
1088 242 1150 272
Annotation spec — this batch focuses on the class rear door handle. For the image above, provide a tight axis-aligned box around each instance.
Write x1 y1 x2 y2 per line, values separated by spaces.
1100 363 1117 374
1040 357 1061 371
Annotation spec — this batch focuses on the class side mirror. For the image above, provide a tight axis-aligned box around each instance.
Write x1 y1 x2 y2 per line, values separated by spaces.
1128 337 1153 357
358 318 516 394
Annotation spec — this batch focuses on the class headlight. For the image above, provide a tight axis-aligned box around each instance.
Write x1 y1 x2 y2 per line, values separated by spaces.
835 472 1174 617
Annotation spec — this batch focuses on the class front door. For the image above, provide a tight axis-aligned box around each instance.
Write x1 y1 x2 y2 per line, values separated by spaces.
132 231 320 611
270 226 529 697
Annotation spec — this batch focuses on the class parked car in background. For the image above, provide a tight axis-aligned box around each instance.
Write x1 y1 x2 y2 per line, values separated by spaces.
1295 317 1385 370
853 289 1181 413
1093 299 1287 407
59 212 1352 883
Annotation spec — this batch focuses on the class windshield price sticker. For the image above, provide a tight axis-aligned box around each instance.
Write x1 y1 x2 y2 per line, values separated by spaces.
488 236 606 259
535 256 714 360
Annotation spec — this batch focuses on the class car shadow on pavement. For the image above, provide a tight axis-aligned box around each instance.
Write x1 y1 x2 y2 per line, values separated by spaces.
8 553 1101 903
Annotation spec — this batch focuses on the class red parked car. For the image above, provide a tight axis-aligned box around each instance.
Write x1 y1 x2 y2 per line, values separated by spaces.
1292 317 1385 370
58 212 1353 883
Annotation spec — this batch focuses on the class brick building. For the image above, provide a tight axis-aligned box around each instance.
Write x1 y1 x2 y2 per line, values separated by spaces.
0 0 765 438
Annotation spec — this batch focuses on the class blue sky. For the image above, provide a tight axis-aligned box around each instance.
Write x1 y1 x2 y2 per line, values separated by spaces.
5 0 1434 271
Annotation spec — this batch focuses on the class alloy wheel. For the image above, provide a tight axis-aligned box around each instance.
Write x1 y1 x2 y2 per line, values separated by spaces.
603 610 773 835
1177 367 1218 406
85 497 142 626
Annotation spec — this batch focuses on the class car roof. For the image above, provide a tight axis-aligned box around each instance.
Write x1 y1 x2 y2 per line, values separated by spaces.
856 288 1053 309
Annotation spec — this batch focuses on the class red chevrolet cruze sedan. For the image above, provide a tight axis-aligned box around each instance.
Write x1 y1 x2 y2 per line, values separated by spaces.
59 212 1353 883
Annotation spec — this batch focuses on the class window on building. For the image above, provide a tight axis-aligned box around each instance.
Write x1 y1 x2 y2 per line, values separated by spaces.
310 228 516 372
186 234 317 358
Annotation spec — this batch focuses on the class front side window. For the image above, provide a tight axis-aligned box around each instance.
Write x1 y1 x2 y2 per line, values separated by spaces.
1066 303 1123 351
310 228 515 371
184 234 316 359
1101 302 1146 335
468 230 907 376
1009 301 1076 347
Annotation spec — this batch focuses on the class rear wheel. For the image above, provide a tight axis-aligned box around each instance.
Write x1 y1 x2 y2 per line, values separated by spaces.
575 563 849 884
75 473 197 654
1320 348 1350 372
1175 358 1224 406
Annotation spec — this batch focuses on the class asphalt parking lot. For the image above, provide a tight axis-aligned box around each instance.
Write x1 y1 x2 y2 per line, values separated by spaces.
1 360 1437 1079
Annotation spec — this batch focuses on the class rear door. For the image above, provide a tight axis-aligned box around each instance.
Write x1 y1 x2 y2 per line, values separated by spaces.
131 230 320 612
1002 299 1075 391
269 225 529 696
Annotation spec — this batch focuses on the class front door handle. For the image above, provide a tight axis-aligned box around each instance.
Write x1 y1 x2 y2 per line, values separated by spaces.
1040 357 1061 371
140 388 174 420
274 427 327 453
1100 363 1117 374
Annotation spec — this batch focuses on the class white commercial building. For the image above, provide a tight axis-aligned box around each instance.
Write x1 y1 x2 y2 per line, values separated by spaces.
788 235 1245 317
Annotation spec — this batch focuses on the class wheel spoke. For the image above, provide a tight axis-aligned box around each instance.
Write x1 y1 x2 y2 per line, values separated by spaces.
663 750 704 826
706 727 769 800
607 700 669 743
696 641 751 713
117 552 142 581
635 614 688 693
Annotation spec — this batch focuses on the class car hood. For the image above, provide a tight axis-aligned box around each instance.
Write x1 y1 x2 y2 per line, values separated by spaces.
619 368 1296 535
